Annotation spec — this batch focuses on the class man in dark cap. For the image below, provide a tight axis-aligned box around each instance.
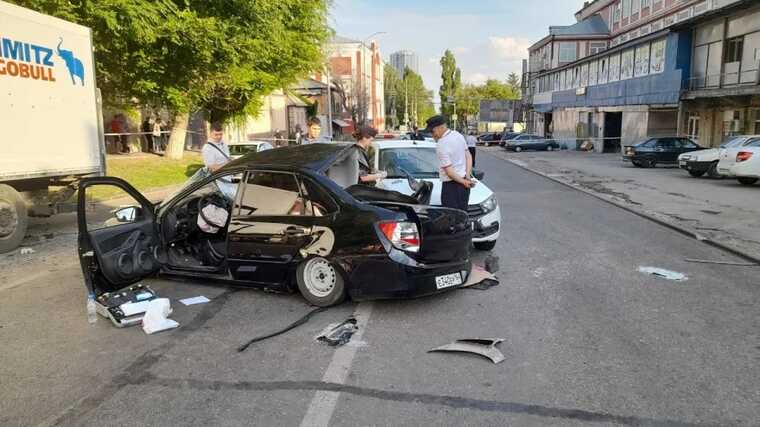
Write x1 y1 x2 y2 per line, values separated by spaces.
426 115 474 212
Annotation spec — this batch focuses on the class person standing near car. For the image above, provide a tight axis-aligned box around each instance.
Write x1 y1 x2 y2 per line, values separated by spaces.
301 117 331 144
427 115 474 212
466 131 478 167
202 121 237 199
353 125 387 186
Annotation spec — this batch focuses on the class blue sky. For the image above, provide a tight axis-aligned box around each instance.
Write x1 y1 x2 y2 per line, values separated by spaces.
330 0 587 99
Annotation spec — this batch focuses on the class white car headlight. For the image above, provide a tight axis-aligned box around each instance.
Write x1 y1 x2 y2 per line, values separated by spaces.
480 195 497 213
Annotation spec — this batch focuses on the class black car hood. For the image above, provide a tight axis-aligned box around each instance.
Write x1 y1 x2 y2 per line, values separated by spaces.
221 143 355 173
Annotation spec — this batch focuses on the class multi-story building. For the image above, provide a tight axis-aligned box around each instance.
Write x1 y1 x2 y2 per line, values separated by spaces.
315 35 385 133
524 0 756 152
390 50 420 75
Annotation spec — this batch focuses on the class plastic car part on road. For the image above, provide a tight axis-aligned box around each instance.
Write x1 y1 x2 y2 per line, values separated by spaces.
428 338 506 364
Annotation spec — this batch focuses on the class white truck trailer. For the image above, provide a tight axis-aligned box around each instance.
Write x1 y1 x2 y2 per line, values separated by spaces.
0 1 105 252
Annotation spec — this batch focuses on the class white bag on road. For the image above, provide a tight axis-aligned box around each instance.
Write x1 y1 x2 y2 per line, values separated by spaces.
142 298 179 334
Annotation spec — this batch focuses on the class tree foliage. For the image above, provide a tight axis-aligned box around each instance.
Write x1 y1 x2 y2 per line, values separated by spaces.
439 50 461 123
452 78 521 129
384 65 435 129
507 72 521 97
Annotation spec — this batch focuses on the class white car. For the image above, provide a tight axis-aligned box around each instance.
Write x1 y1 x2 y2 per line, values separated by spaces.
228 140 275 159
717 136 760 186
372 140 501 251
679 135 759 178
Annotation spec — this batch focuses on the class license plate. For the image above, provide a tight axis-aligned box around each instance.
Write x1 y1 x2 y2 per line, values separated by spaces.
435 272 463 289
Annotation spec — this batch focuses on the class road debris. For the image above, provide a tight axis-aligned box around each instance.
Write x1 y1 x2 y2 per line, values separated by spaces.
638 266 688 281
316 317 358 346
179 296 211 305
484 255 500 273
142 298 179 335
684 258 759 267
238 307 326 352
463 265 499 290
19 247 34 255
428 338 505 364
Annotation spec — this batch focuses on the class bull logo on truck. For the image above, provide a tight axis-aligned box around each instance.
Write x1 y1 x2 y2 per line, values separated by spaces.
56 38 84 86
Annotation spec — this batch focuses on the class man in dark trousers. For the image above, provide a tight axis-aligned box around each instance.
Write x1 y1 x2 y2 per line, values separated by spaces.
427 115 474 212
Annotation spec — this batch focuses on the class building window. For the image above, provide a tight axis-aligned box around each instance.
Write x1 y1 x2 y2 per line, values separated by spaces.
609 53 621 81
642 0 651 8
589 42 607 55
622 0 631 19
634 43 650 77
613 3 621 24
599 57 609 84
650 38 666 73
632 0 641 17
559 42 577 62
725 37 743 63
589 61 598 86
621 48 634 79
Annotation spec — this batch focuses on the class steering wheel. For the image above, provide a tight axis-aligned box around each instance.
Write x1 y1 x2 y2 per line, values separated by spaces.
197 193 230 229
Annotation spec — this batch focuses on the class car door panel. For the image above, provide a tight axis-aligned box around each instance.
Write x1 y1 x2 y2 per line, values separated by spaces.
78 177 160 295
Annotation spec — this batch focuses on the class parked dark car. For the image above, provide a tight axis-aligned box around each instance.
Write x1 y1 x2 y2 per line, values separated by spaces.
623 137 702 168
477 132 502 146
498 132 521 147
77 144 473 308
503 134 560 152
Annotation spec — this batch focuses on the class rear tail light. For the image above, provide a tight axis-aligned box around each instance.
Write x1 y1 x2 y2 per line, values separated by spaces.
737 151 753 162
378 221 420 253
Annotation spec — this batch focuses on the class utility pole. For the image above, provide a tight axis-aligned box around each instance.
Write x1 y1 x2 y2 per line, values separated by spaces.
326 66 333 138
403 78 409 128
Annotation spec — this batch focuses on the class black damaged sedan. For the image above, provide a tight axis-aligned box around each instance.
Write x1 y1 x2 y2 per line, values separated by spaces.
78 144 472 307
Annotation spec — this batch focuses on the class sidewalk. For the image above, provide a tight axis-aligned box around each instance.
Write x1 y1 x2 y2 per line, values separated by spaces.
484 147 760 262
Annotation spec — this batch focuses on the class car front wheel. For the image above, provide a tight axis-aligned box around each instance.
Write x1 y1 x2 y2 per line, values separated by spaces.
689 170 705 178
515 146 523 152
474 240 496 251
707 162 722 178
737 177 758 186
296 257 346 307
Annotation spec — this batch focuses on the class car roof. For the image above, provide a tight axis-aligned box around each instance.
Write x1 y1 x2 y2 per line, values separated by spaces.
228 140 271 146
221 143 354 173
373 139 437 149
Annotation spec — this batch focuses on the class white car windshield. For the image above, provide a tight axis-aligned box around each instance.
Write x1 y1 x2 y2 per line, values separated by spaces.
379 147 440 179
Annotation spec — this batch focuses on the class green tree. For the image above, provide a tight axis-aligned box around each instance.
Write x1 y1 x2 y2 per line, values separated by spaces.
383 64 402 129
12 0 332 159
507 72 522 97
439 50 461 124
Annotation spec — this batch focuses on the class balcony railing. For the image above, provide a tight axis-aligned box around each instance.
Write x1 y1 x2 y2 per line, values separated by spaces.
689 66 760 91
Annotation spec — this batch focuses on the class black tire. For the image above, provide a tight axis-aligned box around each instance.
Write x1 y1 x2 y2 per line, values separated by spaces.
0 184 28 254
707 162 722 178
689 170 706 178
474 240 497 251
737 177 758 186
296 256 346 307
632 160 644 168
644 158 657 168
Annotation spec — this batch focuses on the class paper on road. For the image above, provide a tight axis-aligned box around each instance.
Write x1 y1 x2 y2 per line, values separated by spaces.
179 296 211 306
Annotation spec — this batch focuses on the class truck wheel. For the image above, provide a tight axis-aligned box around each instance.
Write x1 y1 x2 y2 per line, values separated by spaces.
297 257 346 307
0 184 28 254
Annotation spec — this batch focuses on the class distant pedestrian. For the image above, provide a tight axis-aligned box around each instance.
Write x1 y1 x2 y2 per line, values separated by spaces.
153 118 164 152
294 124 303 146
141 117 153 152
301 117 331 144
466 131 478 167
411 126 425 141
426 115 474 212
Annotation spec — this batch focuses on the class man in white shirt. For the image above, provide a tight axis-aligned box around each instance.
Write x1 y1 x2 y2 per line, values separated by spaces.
465 131 478 167
201 122 236 199
426 115 474 212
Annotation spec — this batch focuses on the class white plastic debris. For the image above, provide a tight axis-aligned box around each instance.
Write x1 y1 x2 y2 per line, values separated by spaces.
179 296 210 306
20 247 34 255
141 298 179 334
638 266 688 282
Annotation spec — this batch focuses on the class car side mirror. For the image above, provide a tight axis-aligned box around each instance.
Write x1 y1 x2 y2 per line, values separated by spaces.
473 170 485 180
114 206 140 223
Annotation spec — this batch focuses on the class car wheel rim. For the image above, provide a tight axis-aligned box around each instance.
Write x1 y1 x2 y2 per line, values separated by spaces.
303 258 337 298
0 199 18 238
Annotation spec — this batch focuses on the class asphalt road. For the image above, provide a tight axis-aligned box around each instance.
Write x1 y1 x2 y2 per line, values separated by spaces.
1 150 758 426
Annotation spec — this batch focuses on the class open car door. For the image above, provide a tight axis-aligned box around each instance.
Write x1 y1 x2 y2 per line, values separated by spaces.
78 177 162 297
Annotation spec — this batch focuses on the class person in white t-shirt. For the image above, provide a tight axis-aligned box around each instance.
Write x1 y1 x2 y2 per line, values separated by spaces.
426 115 474 212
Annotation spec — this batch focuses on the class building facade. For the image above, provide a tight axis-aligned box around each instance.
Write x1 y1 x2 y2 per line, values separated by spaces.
524 0 757 152
390 50 420 75
316 35 385 133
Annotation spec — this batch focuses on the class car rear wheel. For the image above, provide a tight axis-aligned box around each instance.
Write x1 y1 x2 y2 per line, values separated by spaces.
474 240 496 251
737 177 758 186
297 256 346 307
632 160 643 168
689 170 705 178
546 145 554 151
515 146 523 152
643 158 657 168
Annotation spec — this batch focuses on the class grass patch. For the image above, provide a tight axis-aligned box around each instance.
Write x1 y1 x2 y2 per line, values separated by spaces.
88 153 203 201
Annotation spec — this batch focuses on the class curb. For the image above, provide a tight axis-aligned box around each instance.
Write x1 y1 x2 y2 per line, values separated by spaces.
493 153 760 265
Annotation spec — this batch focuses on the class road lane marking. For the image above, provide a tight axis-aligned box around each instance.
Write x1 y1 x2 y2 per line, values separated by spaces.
299 302 374 427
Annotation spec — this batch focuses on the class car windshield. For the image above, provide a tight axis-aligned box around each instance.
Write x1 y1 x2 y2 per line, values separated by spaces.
379 147 440 178
721 137 748 148
161 167 212 206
